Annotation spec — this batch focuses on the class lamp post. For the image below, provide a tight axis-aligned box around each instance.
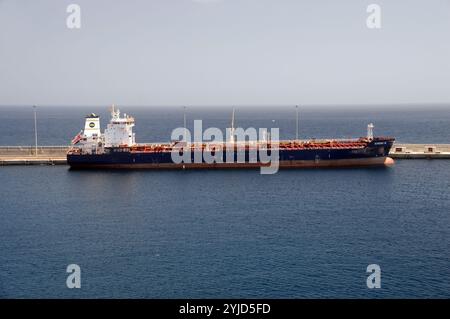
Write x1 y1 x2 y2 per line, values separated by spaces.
33 105 38 156
183 106 187 142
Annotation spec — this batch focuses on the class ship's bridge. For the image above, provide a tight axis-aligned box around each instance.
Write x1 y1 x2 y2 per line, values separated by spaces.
104 106 136 147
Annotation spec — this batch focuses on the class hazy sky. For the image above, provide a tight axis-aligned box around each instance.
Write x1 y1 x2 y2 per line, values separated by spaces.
0 0 449 107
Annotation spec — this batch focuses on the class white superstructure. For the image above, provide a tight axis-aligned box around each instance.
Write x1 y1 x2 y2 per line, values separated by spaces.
103 106 136 147
73 113 102 154
71 105 136 154
83 114 101 137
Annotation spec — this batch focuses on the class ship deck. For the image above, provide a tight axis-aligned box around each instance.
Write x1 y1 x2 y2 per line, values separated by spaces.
126 137 380 153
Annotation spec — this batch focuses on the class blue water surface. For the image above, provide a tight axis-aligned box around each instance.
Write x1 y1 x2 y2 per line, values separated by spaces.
0 106 449 298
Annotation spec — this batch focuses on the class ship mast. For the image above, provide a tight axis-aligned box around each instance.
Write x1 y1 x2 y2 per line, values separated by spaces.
230 107 236 143
295 105 299 140
367 123 374 141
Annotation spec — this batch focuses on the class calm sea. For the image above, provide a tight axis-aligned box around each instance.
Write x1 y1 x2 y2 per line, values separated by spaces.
0 106 449 298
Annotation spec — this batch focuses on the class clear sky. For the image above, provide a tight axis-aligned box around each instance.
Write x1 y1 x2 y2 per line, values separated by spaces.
0 0 449 107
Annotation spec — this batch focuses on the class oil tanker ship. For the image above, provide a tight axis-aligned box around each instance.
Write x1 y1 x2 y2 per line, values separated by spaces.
67 106 395 170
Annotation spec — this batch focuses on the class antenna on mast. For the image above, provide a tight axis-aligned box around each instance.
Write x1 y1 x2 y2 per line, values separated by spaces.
295 105 299 140
109 104 115 118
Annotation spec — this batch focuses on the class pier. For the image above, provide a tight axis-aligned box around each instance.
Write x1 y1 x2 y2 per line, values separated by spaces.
389 144 450 159
1 144 450 165
0 146 68 165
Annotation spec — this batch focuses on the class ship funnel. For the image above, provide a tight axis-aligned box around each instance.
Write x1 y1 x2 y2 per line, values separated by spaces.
84 113 101 137
367 123 374 141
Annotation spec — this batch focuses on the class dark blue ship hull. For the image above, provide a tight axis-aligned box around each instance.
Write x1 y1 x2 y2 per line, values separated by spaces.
67 138 395 169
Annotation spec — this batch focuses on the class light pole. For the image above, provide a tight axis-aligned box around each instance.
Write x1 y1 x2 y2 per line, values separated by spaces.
183 106 187 142
33 105 38 156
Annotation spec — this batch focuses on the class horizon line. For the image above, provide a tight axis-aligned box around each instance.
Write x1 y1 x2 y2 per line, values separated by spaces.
1 102 450 109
